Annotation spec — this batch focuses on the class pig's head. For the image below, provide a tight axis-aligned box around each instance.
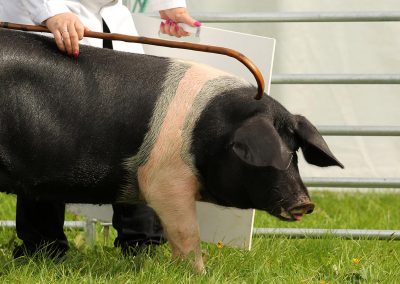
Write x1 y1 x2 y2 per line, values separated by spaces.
193 89 344 222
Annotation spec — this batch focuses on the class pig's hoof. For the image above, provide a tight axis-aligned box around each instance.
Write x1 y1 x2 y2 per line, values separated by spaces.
193 261 206 275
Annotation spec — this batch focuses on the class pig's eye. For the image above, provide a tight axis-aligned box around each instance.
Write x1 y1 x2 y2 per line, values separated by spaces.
227 142 235 150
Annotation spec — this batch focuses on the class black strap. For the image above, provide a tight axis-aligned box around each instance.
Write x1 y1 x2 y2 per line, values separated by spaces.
102 19 113 49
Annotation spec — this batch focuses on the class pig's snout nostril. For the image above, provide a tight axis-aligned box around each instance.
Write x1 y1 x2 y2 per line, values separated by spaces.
288 202 315 221
289 202 315 213
303 202 315 214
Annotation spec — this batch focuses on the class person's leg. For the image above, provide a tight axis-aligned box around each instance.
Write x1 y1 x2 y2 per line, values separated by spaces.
13 195 69 258
112 203 165 255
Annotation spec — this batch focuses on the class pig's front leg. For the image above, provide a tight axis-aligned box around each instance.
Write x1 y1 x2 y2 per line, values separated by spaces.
138 168 204 272
159 197 204 273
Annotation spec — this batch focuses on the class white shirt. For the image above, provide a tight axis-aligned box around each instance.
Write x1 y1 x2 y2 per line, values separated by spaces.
0 0 186 52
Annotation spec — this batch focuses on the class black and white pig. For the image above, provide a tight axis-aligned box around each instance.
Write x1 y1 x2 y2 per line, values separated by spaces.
0 29 343 272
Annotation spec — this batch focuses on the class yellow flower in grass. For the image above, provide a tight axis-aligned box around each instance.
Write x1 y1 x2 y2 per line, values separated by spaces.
320 281 326 284
352 258 361 265
217 241 224 249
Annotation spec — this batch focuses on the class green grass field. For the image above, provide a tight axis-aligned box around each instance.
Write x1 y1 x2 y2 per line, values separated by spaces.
0 191 399 283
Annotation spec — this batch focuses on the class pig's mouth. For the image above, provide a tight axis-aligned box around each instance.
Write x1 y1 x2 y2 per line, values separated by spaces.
278 202 315 222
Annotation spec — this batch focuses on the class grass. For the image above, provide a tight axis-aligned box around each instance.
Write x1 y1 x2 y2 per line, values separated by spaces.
0 191 399 283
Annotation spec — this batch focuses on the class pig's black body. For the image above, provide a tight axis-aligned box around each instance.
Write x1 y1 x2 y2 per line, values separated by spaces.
0 29 170 203
1 28 344 270
0 28 343 210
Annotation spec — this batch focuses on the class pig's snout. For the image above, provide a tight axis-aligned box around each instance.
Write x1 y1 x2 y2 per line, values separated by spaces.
288 202 315 221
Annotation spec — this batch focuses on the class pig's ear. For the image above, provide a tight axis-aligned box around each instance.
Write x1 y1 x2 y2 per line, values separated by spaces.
294 115 344 168
231 116 292 170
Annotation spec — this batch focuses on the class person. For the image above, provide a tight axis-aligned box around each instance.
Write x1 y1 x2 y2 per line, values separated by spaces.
0 0 200 258
0 1 200 56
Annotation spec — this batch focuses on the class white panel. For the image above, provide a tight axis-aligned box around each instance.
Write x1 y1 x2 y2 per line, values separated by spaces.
68 204 113 221
196 202 255 250
132 14 275 94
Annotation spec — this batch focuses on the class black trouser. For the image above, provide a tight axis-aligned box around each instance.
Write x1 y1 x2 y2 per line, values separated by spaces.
14 195 164 257
14 195 69 257
112 203 165 250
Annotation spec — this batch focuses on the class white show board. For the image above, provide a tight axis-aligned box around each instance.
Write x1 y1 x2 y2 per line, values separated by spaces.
69 15 275 251
133 14 275 95
196 202 255 250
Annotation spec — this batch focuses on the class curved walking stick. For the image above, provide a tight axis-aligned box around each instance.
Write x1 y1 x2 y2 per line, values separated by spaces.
0 21 266 99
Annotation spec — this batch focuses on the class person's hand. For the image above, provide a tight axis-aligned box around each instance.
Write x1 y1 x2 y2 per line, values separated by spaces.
45 12 89 57
159 7 201 38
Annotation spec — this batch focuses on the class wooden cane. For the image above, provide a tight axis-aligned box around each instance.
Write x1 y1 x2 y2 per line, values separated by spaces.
0 21 266 99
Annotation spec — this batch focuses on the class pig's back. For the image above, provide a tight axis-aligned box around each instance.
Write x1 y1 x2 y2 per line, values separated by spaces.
0 29 187 201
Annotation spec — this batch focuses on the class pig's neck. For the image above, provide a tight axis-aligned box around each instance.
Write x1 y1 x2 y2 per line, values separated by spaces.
119 60 248 203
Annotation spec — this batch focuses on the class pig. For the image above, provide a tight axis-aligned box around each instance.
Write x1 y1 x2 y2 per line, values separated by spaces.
0 28 343 272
